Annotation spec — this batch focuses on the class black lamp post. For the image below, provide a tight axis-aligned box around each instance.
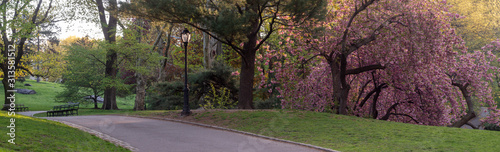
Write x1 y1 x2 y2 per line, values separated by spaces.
181 28 192 116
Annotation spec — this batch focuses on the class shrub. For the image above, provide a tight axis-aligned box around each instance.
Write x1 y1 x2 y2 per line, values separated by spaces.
484 123 500 131
147 63 238 110
17 77 26 83
189 63 239 103
254 97 281 109
146 81 196 110
200 83 237 109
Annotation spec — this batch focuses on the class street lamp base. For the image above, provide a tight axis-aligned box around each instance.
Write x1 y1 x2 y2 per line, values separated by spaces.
181 110 192 116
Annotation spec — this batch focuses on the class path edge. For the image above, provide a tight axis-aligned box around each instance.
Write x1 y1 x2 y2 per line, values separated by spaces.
125 115 340 152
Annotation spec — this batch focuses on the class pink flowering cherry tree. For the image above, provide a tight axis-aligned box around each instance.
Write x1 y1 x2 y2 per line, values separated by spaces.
257 0 500 126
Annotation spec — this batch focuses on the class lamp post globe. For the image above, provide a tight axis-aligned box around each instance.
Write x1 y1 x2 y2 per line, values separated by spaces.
181 28 192 116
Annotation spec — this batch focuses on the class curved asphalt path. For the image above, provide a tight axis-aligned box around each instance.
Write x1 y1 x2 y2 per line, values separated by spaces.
30 114 325 152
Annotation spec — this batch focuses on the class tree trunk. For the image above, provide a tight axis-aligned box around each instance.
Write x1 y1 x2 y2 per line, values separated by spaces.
213 37 223 62
203 31 210 69
238 51 256 109
329 55 350 115
94 98 98 109
237 16 260 109
134 73 146 110
37 33 40 83
370 90 381 119
2 44 20 111
203 33 222 69
2 76 14 111
238 38 257 109
102 51 118 110
97 0 119 110
450 83 476 128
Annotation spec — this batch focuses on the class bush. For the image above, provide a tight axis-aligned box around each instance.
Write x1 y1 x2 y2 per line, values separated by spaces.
254 97 281 109
200 84 237 109
147 63 239 110
146 81 197 110
484 123 500 131
55 85 97 107
17 77 26 83
189 63 239 103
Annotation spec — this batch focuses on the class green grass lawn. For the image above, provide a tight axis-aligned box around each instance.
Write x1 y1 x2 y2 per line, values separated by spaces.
130 110 500 152
0 111 130 151
0 79 135 111
1 79 65 111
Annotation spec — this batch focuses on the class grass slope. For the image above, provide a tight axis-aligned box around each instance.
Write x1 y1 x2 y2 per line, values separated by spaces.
1 80 65 111
132 110 500 152
0 79 135 111
0 111 129 151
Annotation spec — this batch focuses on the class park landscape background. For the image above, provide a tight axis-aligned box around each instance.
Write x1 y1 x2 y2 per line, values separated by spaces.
2 0 500 151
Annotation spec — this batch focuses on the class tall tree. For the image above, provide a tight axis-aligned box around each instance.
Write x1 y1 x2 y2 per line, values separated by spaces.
95 0 119 110
121 19 163 111
58 38 105 109
257 0 500 126
1 0 55 110
122 0 327 109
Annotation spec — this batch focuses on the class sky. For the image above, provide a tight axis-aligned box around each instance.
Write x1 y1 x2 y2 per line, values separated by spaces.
58 20 103 40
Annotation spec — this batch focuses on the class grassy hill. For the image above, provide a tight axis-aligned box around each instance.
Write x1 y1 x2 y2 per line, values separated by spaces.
132 110 500 152
0 111 129 151
0 79 134 111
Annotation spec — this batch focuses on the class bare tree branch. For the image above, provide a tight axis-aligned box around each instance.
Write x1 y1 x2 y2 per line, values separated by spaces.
152 23 167 52
87 54 106 66
337 0 378 57
344 14 403 55
37 0 53 25
391 113 420 124
255 1 279 52
17 65 42 77
346 64 385 75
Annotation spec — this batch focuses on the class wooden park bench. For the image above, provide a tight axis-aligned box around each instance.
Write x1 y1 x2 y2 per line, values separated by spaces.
3 104 29 112
47 102 79 117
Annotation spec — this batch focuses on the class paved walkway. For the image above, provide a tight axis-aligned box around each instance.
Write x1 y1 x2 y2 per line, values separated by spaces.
21 113 326 152
18 111 46 117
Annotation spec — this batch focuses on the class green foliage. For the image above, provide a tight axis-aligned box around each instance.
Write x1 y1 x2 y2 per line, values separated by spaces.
254 97 281 109
147 81 188 110
56 84 89 104
16 77 26 83
58 31 161 107
28 40 67 82
147 63 238 110
170 32 205 71
200 83 237 109
484 123 500 131
57 39 106 106
189 63 239 103
116 28 164 76
126 0 327 45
